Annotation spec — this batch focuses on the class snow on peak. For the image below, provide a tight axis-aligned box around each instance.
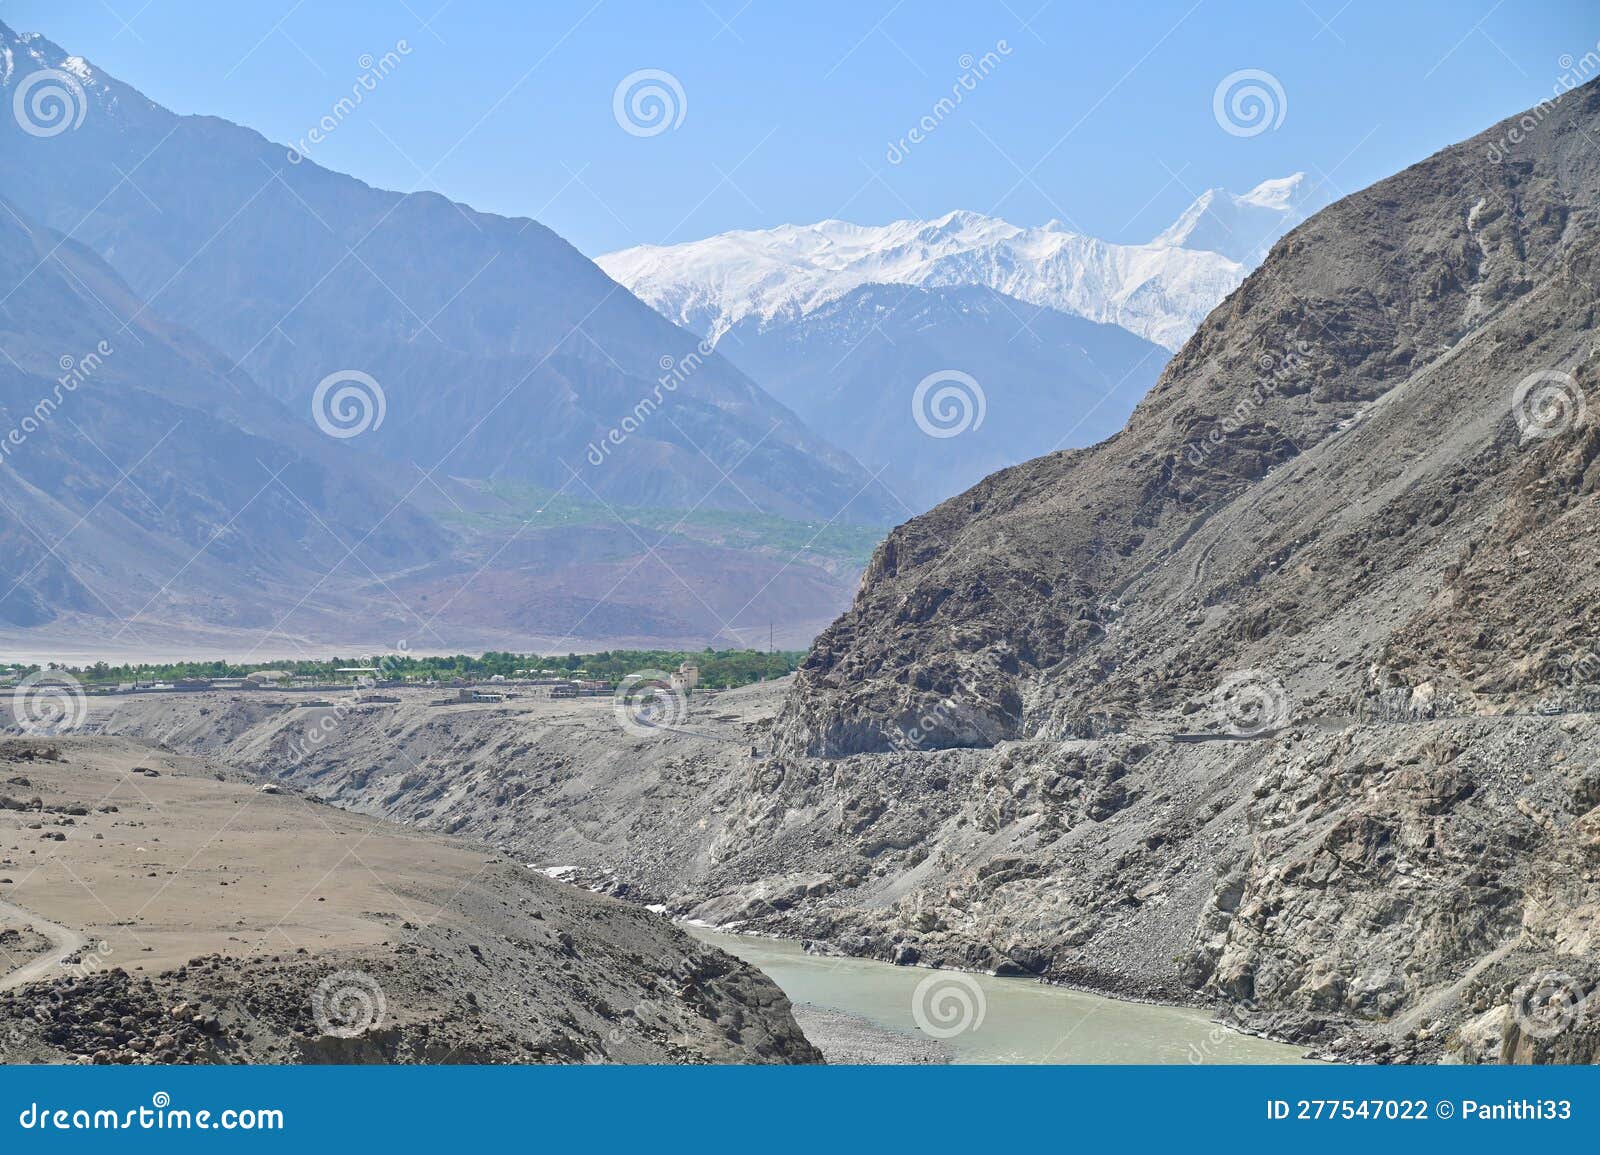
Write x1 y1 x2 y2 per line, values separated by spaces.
1151 172 1322 264
1239 173 1307 210
0 22 155 117
59 56 96 83
598 178 1317 352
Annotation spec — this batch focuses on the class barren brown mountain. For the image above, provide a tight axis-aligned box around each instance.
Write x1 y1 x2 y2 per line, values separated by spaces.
16 71 1600 1068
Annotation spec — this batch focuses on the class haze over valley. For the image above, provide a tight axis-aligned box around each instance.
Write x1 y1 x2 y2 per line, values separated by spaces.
2 2 1598 1074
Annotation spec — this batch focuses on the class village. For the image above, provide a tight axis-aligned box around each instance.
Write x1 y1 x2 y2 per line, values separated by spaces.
0 659 708 705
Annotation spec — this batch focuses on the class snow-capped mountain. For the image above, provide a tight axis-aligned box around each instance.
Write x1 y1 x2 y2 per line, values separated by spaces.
597 175 1323 351
1150 174 1315 264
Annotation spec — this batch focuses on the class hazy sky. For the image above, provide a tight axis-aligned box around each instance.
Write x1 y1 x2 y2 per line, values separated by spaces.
11 1 1595 254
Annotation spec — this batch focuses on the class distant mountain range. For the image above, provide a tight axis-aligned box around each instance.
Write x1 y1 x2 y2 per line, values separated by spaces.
0 19 1321 654
598 175 1322 351
717 284 1167 509
0 196 446 637
599 177 1321 508
0 24 890 524
0 21 897 654
746 78 1600 1063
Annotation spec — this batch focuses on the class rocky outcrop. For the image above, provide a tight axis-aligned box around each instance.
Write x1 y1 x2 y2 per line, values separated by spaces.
731 80 1600 1060
776 80 1600 759
2 932 823 1065
59 82 1600 1065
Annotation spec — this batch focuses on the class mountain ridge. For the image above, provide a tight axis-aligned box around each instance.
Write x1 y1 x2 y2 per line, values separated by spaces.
0 20 895 526
597 174 1324 351
0 196 447 635
0 19 901 650
715 282 1167 509
674 75 1600 1062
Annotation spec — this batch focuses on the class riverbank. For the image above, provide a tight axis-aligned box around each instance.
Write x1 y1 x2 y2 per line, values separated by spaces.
790 1004 952 1064
691 928 1317 1064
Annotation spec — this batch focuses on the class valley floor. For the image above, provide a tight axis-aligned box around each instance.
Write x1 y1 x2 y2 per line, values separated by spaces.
28 678 1600 1065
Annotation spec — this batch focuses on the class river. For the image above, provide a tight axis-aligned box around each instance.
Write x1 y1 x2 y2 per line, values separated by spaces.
692 929 1316 1064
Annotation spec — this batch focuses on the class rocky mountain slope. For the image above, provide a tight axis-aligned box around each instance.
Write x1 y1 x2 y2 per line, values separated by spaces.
81 678 1600 1063
162 79 1600 1065
777 84 1599 760
598 175 1323 351
727 79 1600 1060
0 197 446 635
0 22 890 525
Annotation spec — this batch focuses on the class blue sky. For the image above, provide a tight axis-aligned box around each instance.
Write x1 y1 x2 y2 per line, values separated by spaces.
10 1 1594 255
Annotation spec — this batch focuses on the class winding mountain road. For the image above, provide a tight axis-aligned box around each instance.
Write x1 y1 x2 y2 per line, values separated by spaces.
0 898 85 992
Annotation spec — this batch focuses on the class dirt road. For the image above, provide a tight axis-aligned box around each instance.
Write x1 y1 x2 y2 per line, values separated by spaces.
0 898 85 991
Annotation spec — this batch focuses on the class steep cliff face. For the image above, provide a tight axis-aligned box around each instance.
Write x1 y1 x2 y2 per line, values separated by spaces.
714 81 1600 1061
775 79 1600 760
50 81 1600 1064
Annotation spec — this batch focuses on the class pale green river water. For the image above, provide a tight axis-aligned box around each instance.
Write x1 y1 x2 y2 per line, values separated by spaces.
691 928 1317 1064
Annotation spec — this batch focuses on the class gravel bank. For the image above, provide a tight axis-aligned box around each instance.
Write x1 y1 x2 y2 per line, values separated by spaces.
790 1003 951 1065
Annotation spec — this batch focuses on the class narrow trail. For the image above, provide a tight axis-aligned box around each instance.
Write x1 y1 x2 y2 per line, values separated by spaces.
0 898 86 991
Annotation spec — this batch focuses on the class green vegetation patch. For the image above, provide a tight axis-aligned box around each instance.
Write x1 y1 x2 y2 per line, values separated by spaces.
13 648 806 691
